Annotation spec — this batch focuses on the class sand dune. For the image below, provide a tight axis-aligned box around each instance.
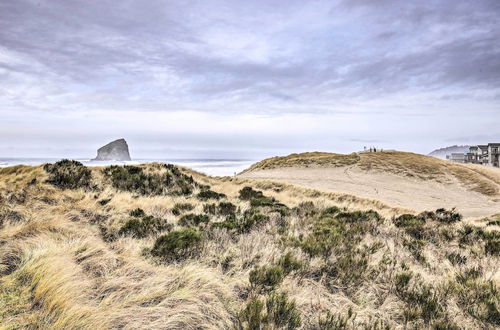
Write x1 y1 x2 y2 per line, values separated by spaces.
240 151 500 219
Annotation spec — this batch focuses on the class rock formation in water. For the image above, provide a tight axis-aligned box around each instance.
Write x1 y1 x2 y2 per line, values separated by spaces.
92 138 131 161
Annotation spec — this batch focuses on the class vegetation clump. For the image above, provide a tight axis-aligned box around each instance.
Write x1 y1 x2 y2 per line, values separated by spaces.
249 265 284 291
119 215 171 238
196 189 226 200
178 213 210 227
151 228 203 260
103 164 196 196
299 209 382 258
238 292 301 330
172 202 194 215
129 208 146 217
43 159 92 189
238 186 264 200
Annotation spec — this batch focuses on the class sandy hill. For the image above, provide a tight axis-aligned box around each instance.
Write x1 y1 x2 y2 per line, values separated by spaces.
240 151 500 218
1 161 499 329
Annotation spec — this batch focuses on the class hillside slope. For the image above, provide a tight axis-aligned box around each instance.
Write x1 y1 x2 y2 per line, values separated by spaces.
240 151 500 218
1 161 499 329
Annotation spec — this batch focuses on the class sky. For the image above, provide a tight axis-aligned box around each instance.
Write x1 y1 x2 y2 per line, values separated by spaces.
0 0 499 159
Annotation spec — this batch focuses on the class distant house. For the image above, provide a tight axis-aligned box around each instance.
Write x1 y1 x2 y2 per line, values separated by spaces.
446 153 466 163
458 143 500 167
488 143 500 167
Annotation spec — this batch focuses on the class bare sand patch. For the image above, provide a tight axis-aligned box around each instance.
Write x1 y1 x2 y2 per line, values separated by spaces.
240 165 500 219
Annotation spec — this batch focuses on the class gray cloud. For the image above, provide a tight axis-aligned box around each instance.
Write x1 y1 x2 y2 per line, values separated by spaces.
0 0 499 157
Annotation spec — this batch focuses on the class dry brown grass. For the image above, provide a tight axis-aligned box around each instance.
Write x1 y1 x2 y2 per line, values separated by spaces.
1 163 499 329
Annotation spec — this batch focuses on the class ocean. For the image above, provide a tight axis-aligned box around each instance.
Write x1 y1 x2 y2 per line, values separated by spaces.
0 158 256 177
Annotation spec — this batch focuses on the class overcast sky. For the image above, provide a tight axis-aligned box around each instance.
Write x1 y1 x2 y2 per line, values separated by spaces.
1 0 499 159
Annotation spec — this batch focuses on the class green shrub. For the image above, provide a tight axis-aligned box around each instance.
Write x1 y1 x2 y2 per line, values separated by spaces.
98 198 111 206
211 220 238 231
172 202 194 215
403 239 426 263
432 319 460 330
129 208 145 217
239 186 264 200
103 164 196 196
277 252 304 275
249 265 284 291
318 308 354 329
250 197 277 207
239 211 270 233
196 190 226 200
299 210 381 258
322 254 370 288
178 213 210 226
265 291 301 329
485 240 499 256
321 206 341 216
393 214 426 240
238 297 265 330
292 201 318 217
119 215 171 238
487 220 500 226
394 272 444 324
238 292 301 330
434 208 462 224
203 203 217 215
43 159 92 189
446 252 467 266
151 228 203 260
218 201 237 215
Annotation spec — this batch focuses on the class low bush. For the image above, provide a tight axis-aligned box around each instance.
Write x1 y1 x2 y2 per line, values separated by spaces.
218 201 236 215
129 208 145 217
98 198 111 206
250 197 277 207
196 190 226 200
172 202 194 216
434 208 462 224
239 211 270 233
178 213 210 227
277 252 304 275
322 253 370 288
446 252 467 266
292 201 318 217
119 215 172 238
103 164 196 196
265 291 301 329
249 265 284 291
403 238 426 263
238 292 301 330
203 203 216 215
394 272 445 325
43 159 92 189
299 210 381 258
239 186 264 200
151 228 203 260
485 240 499 256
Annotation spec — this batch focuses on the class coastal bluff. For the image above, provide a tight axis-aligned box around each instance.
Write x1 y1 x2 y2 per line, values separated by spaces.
92 138 131 161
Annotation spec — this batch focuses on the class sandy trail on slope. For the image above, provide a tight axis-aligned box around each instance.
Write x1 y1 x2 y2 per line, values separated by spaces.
240 166 500 219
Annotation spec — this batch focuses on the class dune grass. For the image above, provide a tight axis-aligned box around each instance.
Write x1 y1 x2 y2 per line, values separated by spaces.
0 161 499 329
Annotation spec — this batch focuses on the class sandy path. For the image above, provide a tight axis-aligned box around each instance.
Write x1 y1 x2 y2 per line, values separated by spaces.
240 166 500 219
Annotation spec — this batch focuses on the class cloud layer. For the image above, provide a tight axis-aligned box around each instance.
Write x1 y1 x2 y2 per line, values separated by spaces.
0 0 499 157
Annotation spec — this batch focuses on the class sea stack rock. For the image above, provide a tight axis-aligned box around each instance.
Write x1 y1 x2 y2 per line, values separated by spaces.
92 138 131 161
